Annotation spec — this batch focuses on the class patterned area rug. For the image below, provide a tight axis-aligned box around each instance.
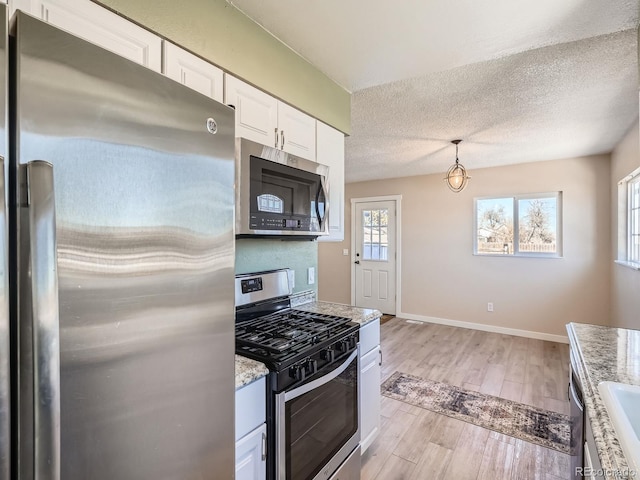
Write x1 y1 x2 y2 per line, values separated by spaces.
381 371 570 454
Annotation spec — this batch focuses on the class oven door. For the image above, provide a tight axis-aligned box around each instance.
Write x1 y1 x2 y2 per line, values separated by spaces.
276 349 360 480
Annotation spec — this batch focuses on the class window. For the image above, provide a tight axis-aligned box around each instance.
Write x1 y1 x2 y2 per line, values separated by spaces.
474 193 562 257
617 169 640 268
362 208 388 260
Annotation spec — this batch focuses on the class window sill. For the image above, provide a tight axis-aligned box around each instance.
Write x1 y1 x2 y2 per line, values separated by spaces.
473 253 563 259
614 260 640 271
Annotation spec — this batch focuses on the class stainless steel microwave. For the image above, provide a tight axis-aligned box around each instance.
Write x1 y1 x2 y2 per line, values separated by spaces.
235 138 329 238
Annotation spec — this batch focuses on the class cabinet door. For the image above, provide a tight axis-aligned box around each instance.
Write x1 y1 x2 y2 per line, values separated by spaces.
163 42 223 101
224 74 278 147
317 122 345 242
235 423 267 480
277 102 316 161
12 0 162 72
360 346 381 453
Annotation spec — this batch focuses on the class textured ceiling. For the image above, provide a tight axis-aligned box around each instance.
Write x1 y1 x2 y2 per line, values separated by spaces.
229 0 639 182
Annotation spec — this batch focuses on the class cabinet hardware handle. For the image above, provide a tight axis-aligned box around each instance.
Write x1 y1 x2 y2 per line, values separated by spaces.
261 431 267 461
275 128 279 148
379 349 383 366
281 130 285 150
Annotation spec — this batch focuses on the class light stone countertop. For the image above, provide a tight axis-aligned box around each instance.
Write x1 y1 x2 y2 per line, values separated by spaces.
567 322 640 479
235 354 269 390
293 301 382 326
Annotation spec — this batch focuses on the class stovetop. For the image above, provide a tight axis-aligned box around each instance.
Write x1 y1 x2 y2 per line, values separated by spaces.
235 309 358 371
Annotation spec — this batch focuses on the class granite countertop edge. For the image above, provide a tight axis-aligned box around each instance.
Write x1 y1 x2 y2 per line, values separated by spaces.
567 323 631 478
292 301 382 326
235 354 269 390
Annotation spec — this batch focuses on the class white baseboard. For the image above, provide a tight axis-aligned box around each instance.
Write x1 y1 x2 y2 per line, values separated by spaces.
397 311 569 344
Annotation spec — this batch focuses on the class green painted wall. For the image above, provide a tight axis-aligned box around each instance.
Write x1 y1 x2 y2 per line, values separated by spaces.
235 239 318 294
96 0 351 133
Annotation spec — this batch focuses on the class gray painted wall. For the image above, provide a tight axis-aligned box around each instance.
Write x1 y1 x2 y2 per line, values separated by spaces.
236 239 318 294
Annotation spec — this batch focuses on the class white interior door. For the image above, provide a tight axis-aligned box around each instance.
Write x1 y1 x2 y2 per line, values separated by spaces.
353 200 397 314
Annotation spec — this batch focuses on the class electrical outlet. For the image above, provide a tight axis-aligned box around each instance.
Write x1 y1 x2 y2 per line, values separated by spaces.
343 249 349 256
289 270 295 289
487 302 494 312
307 267 315 285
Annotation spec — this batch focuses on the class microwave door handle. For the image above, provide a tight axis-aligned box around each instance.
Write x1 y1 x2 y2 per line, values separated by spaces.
315 180 328 229
27 160 61 480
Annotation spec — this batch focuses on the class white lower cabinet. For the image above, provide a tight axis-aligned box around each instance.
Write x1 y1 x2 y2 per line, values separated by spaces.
235 377 267 480
236 424 267 480
359 318 381 453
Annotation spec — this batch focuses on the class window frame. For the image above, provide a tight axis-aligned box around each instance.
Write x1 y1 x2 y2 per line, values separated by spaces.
473 192 563 258
617 168 640 270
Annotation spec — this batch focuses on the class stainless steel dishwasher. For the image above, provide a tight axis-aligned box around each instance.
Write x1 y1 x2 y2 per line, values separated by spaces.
569 349 585 478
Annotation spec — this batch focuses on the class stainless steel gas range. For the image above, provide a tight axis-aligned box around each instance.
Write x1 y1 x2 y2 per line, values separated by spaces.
235 269 361 480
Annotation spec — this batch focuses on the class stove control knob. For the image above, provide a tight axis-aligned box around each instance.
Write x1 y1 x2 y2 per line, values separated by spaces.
348 335 357 349
321 348 335 363
305 359 318 375
289 365 306 382
337 339 350 352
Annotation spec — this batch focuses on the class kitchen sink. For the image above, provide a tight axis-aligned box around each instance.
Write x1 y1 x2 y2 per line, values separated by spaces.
598 381 640 471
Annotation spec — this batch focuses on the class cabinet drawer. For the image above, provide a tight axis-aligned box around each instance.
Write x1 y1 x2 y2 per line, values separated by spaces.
360 318 381 356
236 377 266 441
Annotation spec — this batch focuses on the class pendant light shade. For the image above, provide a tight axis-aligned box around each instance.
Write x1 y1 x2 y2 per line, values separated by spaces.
445 139 470 193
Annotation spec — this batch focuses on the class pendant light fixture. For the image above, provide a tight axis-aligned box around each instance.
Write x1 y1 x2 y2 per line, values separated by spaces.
445 139 471 192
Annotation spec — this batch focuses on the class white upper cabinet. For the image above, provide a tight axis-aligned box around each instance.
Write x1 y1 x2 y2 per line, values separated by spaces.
224 74 316 161
277 102 316 161
225 74 279 148
317 122 345 242
11 0 162 72
163 42 224 102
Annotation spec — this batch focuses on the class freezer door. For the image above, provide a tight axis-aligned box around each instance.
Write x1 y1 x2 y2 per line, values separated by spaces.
13 12 236 480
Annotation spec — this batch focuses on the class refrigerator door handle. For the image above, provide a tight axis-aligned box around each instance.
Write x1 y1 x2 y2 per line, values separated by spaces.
27 160 61 480
0 156 9 480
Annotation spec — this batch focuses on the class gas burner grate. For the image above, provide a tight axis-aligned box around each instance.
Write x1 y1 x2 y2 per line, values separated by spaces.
235 309 354 357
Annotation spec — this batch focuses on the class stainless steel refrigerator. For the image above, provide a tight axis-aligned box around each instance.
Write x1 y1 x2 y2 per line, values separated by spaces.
1 8 237 480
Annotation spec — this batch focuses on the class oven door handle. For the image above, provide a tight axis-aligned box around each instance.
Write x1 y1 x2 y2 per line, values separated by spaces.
284 349 358 402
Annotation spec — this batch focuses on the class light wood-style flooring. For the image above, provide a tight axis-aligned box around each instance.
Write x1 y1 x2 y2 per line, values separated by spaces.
362 317 570 480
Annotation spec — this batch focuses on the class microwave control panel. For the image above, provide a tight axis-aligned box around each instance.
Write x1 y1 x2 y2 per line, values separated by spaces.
249 213 316 231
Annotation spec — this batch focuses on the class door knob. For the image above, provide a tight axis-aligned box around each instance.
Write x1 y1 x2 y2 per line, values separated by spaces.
354 260 360 264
